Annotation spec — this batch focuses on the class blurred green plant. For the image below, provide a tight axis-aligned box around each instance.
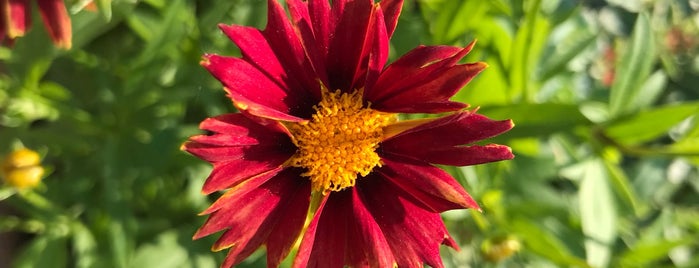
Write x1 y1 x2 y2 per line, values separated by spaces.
1 0 697 267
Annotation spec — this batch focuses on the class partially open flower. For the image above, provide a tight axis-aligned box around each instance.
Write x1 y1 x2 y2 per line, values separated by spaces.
183 0 514 267
1 148 45 190
0 0 72 49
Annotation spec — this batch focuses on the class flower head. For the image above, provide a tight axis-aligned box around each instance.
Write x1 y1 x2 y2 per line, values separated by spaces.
1 0 72 49
1 148 45 189
183 0 514 267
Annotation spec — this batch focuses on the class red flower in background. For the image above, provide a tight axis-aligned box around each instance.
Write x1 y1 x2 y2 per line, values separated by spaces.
183 0 514 267
0 0 72 49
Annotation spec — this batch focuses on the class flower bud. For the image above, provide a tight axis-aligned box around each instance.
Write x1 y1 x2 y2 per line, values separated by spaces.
1 149 45 189
482 235 521 262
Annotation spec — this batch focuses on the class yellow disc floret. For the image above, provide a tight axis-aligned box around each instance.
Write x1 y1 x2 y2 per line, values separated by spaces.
287 87 396 193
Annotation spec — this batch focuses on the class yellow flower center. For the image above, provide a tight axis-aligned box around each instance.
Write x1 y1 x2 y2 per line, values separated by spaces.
286 87 396 193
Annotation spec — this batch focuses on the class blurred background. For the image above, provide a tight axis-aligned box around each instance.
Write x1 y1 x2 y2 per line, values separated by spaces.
1 0 698 267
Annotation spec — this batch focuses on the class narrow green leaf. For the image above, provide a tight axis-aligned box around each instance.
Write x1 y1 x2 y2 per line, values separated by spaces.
579 159 617 268
13 235 68 268
72 222 97 268
538 30 596 82
95 0 113 21
509 0 550 102
632 71 667 110
604 102 699 145
444 1 489 43
510 220 589 267
479 103 591 138
109 222 129 268
0 187 16 201
609 13 655 117
617 238 694 267
603 159 645 217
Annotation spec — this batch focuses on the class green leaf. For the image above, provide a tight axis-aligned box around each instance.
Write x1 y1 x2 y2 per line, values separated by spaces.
95 0 113 21
616 238 695 267
632 71 667 110
603 159 645 217
579 159 617 268
130 231 189 268
478 103 591 138
0 187 16 201
538 29 596 82
431 0 488 44
604 102 699 145
108 222 130 268
510 220 589 267
13 235 68 268
509 0 550 102
609 13 655 117
71 222 97 268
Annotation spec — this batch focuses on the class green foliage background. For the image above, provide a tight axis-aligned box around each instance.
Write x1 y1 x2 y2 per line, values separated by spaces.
1 0 698 267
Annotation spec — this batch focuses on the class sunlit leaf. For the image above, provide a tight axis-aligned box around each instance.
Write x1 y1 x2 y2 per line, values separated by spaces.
130 231 189 268
609 13 655 117
616 238 695 267
509 0 550 102
603 159 645 217
538 28 596 82
510 220 589 267
604 102 699 145
71 222 97 268
12 235 68 268
579 159 617 268
479 103 591 138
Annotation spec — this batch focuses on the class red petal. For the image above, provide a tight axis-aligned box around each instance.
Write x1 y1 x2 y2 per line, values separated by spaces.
293 188 395 268
372 62 486 113
393 144 514 166
297 192 347 268
219 25 284 85
201 54 306 121
362 4 389 95
265 176 311 267
182 113 294 163
37 0 71 49
379 157 480 211
309 0 333 58
292 194 330 268
5 0 30 38
182 114 295 193
367 45 467 100
358 174 455 268
198 113 268 134
380 0 403 37
188 114 289 146
197 167 284 219
367 43 479 112
218 24 318 109
286 0 329 87
326 0 373 91
381 112 514 166
347 187 396 267
262 0 322 100
200 152 289 194
194 169 309 268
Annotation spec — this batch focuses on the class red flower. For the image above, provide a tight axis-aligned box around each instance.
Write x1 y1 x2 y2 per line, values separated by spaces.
183 0 514 267
0 0 72 49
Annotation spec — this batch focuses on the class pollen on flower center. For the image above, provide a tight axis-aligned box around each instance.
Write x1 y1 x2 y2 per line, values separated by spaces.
286 87 396 193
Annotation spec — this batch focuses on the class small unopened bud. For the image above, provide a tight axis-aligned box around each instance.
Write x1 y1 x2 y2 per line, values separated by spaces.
482 235 521 262
1 148 45 189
